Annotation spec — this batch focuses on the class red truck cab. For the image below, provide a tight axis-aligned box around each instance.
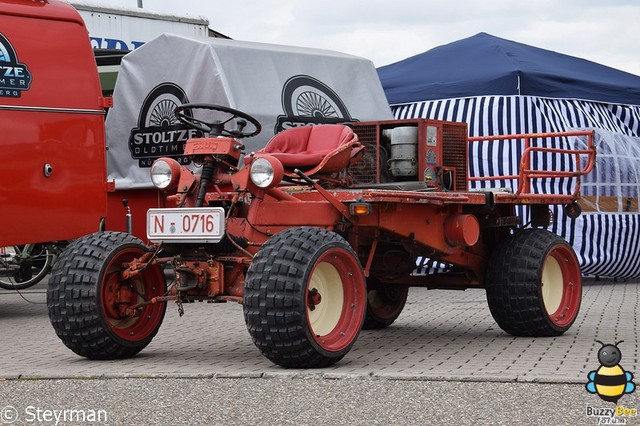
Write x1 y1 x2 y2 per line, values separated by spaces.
0 0 108 246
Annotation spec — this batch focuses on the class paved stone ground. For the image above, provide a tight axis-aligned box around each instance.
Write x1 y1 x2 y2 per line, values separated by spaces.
0 278 637 383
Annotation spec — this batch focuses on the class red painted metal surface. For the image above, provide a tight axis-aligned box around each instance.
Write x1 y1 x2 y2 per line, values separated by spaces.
467 130 596 200
444 214 480 247
100 245 165 342
106 190 164 242
545 243 582 328
0 0 108 246
305 246 366 352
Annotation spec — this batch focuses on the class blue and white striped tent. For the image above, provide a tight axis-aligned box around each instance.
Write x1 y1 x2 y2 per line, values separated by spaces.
378 33 640 278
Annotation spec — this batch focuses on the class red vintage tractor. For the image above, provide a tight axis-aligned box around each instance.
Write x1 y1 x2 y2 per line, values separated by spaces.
47 104 596 368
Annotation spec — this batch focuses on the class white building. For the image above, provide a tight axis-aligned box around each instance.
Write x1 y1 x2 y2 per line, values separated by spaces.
68 1 228 51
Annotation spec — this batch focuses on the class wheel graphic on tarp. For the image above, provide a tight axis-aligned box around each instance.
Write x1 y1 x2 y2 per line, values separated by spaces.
148 98 182 127
128 82 197 166
292 88 340 118
139 83 189 128
276 75 354 132
284 76 351 120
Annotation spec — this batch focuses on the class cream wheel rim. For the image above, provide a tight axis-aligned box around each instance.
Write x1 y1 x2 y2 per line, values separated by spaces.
541 255 563 314
307 262 344 337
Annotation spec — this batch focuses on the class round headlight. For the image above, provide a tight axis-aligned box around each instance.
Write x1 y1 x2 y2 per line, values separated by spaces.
250 157 275 188
250 156 283 189
150 158 181 190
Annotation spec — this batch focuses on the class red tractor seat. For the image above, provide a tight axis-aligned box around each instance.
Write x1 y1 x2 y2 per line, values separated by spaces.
255 124 363 176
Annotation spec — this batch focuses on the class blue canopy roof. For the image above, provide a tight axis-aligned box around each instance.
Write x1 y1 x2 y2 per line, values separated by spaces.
378 32 640 106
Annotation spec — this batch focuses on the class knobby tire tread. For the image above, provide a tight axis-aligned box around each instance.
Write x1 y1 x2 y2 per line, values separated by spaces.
47 232 161 359
243 227 361 368
485 228 577 337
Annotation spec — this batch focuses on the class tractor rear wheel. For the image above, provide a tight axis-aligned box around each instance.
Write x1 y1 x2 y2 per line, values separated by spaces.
47 232 166 359
243 227 366 368
362 278 408 329
485 228 581 337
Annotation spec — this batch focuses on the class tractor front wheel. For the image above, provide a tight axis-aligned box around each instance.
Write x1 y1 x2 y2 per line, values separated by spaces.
243 227 366 368
47 232 167 359
485 228 581 337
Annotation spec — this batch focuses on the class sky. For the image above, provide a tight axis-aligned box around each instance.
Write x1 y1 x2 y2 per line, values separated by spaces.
99 0 640 76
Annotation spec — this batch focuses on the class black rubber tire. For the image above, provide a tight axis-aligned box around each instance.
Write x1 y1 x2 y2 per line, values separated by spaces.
243 227 366 368
362 278 408 329
485 228 582 337
47 232 167 359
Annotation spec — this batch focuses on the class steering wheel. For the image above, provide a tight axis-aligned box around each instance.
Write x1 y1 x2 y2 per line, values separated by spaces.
174 103 261 138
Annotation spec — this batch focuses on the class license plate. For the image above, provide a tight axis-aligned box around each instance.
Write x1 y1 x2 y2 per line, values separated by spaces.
147 207 225 243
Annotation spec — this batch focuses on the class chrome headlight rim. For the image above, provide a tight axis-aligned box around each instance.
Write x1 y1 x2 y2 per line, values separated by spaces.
250 157 275 188
249 155 283 189
150 158 181 190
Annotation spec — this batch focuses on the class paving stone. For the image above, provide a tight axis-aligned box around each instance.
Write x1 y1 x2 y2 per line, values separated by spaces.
0 279 637 384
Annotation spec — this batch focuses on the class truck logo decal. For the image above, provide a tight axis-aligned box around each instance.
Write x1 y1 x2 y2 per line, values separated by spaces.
128 83 201 167
0 33 32 98
275 75 356 133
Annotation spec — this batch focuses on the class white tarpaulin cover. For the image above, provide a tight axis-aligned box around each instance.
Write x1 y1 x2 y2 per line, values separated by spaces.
106 34 393 189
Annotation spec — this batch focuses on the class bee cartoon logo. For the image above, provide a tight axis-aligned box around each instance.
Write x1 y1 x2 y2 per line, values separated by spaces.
586 340 636 403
